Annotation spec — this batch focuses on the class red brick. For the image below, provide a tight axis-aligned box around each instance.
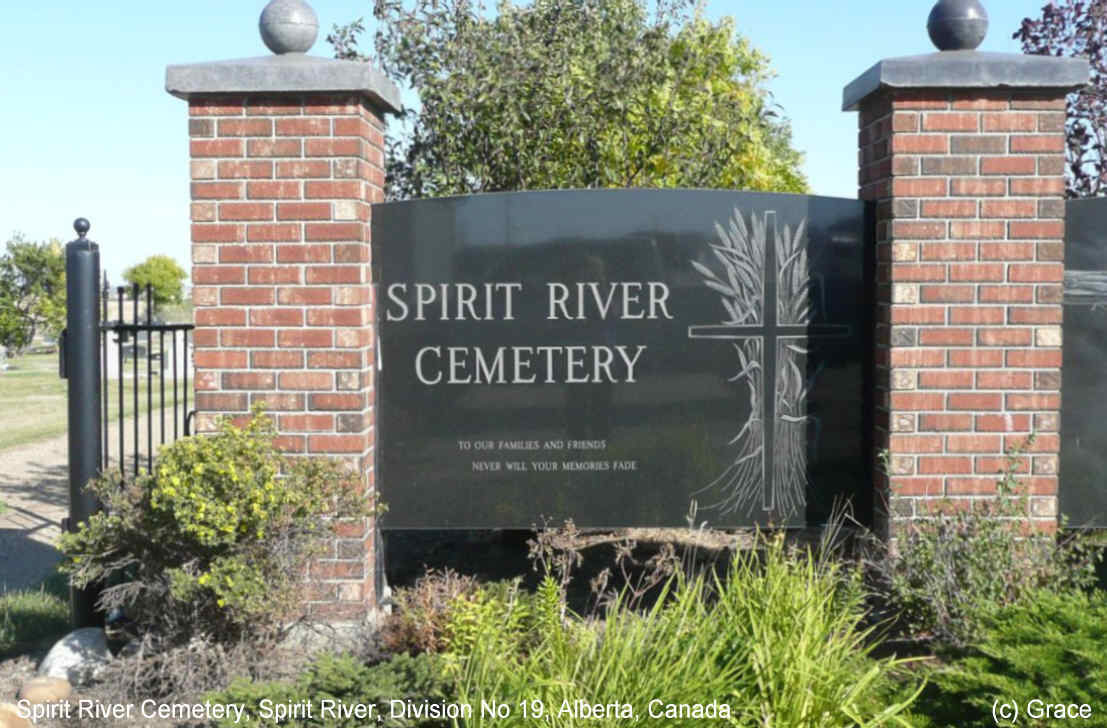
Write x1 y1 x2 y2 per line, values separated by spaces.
223 372 276 390
951 178 1006 196
217 118 273 137
946 478 1000 495
919 243 976 261
218 160 273 179
247 224 302 242
253 351 305 368
1006 393 1060 410
947 434 1001 452
195 392 249 410
890 435 944 453
919 328 974 346
279 329 334 348
250 308 304 327
949 306 1004 324
333 244 370 263
221 287 274 305
923 113 978 132
975 456 1030 474
305 181 362 198
891 264 946 282
193 329 219 347
918 370 973 388
307 308 366 326
1004 433 1059 452
276 160 331 178
219 245 273 263
249 266 301 284
192 182 244 199
250 392 305 409
277 202 332 220
920 200 976 218
305 223 365 242
276 118 331 136
889 392 944 410
306 138 362 157
192 224 245 243
979 242 1035 260
950 221 1006 239
247 139 303 158
1006 350 1062 367
919 285 975 303
279 372 334 390
949 349 1004 367
192 266 245 284
981 113 1037 132
948 392 1003 410
918 413 973 431
305 266 363 284
310 393 366 411
308 351 363 369
191 139 244 157
222 329 275 347
189 97 246 116
1009 221 1064 239
309 435 369 453
1011 98 1067 110
890 307 946 324
976 371 1032 389
952 97 1009 111
980 200 1038 219
247 181 302 199
892 135 950 153
889 477 944 496
980 157 1036 175
245 97 302 115
273 435 306 453
195 350 248 368
893 178 947 196
979 285 1033 302
918 456 973 475
1010 135 1064 153
975 414 1031 431
890 349 946 367
280 414 336 432
978 328 1032 346
949 263 1004 282
278 287 332 305
195 307 246 326
1010 178 1064 196
277 244 331 262
1008 306 1061 324
1009 264 1063 283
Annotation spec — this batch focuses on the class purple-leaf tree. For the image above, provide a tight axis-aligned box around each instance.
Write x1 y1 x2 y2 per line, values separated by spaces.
1015 1 1107 198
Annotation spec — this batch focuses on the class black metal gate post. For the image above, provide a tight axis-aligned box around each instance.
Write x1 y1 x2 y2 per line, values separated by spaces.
64 217 103 627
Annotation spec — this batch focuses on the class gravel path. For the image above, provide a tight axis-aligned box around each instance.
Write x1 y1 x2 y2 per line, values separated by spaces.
0 411 173 593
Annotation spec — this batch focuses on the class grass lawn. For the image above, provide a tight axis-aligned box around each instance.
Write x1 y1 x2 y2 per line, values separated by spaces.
0 352 172 451
0 568 69 657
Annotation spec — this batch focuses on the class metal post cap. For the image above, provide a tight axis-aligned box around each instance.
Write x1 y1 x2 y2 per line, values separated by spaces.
73 218 91 238
259 0 319 55
928 0 989 51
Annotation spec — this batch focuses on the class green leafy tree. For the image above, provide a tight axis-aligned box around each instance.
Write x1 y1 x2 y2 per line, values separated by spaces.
123 254 188 309
1016 0 1107 197
329 0 808 199
0 234 66 354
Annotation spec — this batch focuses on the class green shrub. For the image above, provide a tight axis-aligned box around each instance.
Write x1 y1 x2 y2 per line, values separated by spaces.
911 589 1107 727
446 534 921 728
59 409 367 645
874 435 1100 647
379 568 481 655
208 652 451 727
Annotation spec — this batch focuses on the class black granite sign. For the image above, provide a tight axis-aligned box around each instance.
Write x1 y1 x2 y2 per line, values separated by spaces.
373 190 873 528
1062 197 1107 527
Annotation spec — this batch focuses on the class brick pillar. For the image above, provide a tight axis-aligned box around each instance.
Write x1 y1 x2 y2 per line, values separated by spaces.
168 48 401 621
844 51 1087 539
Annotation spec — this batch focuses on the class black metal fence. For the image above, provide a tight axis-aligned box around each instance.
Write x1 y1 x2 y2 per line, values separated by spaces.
98 280 195 479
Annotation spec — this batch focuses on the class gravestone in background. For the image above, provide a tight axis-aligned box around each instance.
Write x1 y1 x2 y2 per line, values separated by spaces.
373 189 873 529
1062 198 1107 527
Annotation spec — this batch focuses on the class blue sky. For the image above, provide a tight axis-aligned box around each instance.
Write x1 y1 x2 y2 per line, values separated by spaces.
0 0 1046 285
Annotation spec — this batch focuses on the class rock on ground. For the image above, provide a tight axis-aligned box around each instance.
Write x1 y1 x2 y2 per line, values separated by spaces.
37 628 110 686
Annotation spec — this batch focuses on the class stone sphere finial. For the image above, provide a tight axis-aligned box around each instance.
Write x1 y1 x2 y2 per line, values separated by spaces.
259 0 319 55
73 218 90 238
928 0 989 51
